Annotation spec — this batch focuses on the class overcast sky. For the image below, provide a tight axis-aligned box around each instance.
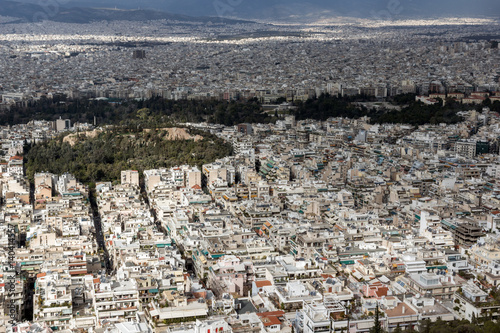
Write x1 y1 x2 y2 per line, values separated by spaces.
9 0 500 20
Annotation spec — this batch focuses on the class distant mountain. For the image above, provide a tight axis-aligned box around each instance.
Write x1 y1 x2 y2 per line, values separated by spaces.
162 0 500 20
0 0 43 21
1 0 499 23
0 0 248 24
36 0 500 20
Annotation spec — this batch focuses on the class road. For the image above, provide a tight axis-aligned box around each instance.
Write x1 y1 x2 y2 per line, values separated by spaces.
89 189 111 273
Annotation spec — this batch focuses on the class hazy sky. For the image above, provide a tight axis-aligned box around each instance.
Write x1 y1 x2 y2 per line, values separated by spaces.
8 0 500 20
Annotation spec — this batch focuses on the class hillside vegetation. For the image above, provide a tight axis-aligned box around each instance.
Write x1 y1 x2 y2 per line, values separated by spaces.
24 127 232 185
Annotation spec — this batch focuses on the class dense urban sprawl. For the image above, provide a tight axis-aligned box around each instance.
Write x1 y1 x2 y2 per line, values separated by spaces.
1 14 500 333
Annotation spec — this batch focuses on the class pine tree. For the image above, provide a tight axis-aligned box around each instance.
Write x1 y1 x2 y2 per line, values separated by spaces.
370 303 384 333
471 312 478 326
421 318 431 333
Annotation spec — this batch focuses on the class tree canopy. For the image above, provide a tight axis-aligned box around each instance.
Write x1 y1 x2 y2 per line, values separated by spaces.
1 93 471 128
24 127 232 185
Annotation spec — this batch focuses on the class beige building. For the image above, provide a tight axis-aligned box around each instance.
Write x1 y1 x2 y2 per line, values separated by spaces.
187 169 202 188
121 170 140 186
34 172 54 188
400 273 464 300
30 233 57 248
470 239 500 267
455 141 476 158
204 165 227 185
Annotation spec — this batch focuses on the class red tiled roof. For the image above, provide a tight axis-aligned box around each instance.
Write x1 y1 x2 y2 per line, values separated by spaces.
374 287 389 297
259 315 282 327
255 280 272 288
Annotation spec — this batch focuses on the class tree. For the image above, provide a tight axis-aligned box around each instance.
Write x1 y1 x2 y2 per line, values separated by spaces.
471 313 478 326
393 324 402 333
482 320 500 333
370 303 384 333
421 318 431 333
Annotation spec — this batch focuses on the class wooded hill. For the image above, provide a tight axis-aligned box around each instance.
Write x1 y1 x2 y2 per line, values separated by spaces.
24 127 232 185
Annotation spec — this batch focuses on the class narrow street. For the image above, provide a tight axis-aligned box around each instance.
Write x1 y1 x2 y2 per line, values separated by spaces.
88 189 111 274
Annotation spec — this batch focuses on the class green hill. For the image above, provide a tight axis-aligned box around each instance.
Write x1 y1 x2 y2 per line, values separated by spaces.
24 127 232 185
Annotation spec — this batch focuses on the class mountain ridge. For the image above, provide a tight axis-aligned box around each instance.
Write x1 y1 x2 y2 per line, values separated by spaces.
48 0 500 20
0 0 250 24
1 0 499 24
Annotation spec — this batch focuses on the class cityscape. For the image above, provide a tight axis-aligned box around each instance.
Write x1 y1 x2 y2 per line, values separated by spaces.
1 17 499 103
1 1 500 333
